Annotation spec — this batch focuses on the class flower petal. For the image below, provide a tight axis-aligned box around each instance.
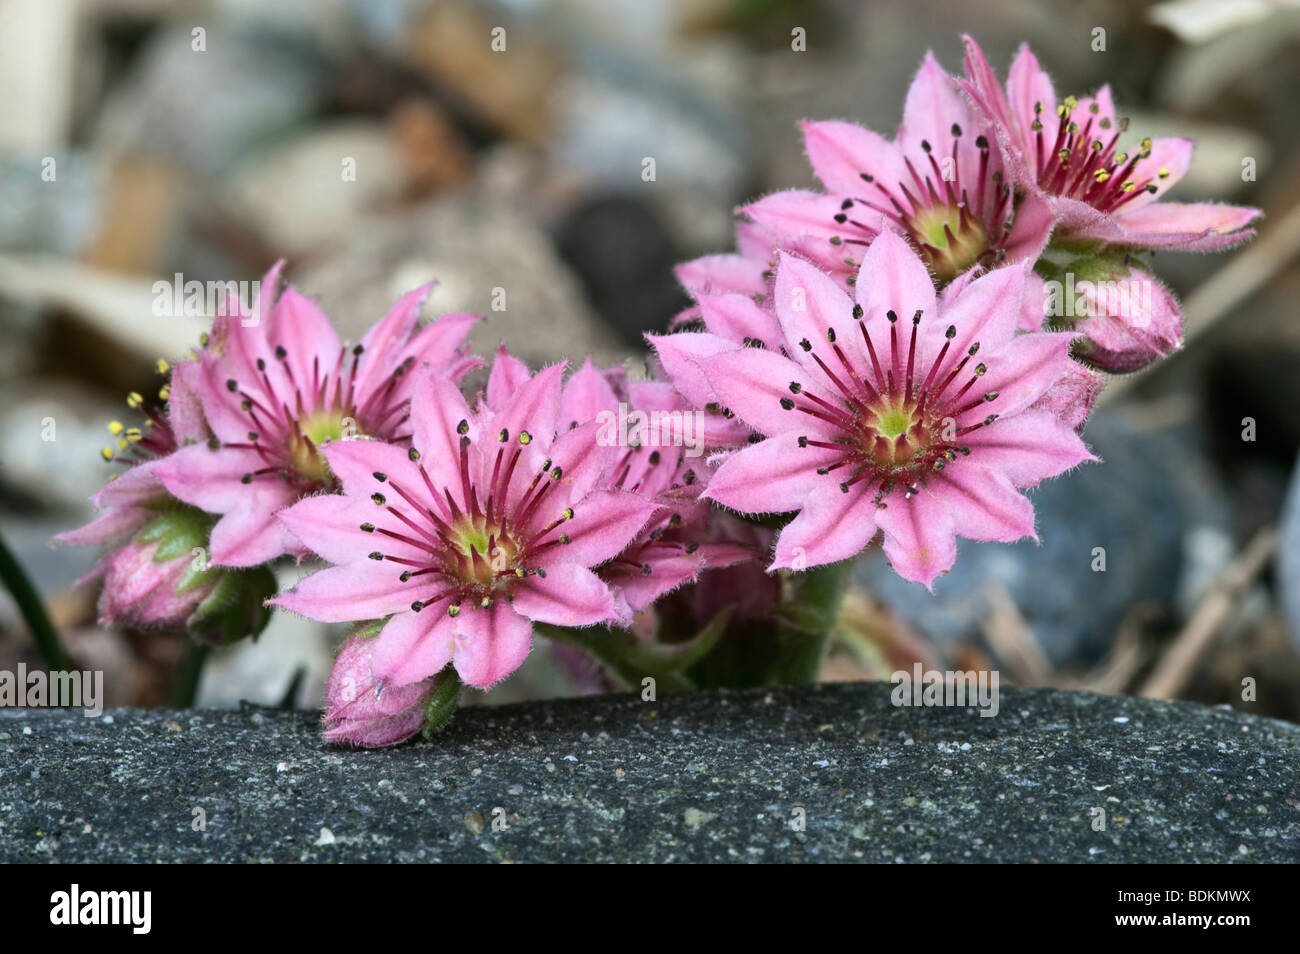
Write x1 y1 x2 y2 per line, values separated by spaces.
452 601 533 688
369 607 456 687
771 484 880 570
705 433 840 515
875 487 957 589
965 408 1096 486
801 120 909 196
929 462 1036 543
511 563 618 627
271 562 412 622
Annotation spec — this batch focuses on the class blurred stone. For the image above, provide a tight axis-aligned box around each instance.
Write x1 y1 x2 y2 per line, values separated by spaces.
0 155 105 257
855 410 1220 668
292 193 626 367
0 380 122 509
0 0 81 152
94 23 323 178
1278 455 1300 652
226 121 405 254
401 0 561 146
554 195 688 345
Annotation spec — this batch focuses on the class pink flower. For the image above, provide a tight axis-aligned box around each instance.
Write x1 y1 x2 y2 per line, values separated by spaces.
557 360 758 613
742 52 1054 285
155 264 480 567
322 634 442 747
959 36 1260 251
271 356 658 690
656 234 1094 588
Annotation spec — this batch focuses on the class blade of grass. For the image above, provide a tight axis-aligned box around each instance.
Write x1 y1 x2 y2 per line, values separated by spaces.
0 529 68 671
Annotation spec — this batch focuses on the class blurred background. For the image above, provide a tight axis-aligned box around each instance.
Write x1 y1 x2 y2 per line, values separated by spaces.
3 0 1300 718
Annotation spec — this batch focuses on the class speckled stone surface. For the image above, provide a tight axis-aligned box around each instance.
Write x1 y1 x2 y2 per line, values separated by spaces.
2 684 1298 862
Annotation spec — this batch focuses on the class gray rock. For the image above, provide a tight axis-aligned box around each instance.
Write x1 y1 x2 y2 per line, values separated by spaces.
292 194 627 369
1278 455 1300 650
2 684 1296 862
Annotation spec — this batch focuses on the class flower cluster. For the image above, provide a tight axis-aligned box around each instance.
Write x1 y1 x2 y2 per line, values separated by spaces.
58 36 1258 745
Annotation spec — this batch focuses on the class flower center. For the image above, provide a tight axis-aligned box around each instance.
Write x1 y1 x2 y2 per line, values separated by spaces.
907 203 989 283
1030 98 1164 213
770 309 1002 504
828 127 1013 286
289 407 360 484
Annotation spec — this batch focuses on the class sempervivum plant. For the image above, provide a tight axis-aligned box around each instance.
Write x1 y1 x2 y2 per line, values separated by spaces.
38 33 1258 746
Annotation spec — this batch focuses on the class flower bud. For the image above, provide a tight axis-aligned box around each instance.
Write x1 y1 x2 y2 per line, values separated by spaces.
97 505 274 644
1043 255 1182 373
323 631 460 748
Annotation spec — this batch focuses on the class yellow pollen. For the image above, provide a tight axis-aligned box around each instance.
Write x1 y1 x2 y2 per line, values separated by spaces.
107 420 124 436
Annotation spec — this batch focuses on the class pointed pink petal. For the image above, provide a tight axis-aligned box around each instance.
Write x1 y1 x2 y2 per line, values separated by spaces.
646 331 739 409
697 292 784 351
485 344 533 410
155 443 266 513
369 608 456 687
1114 202 1261 250
931 259 1028 357
322 438 430 503
276 492 425 565
208 491 303 566
358 283 432 365
900 51 969 155
531 419 607 512
969 332 1075 424
167 360 209 444
705 433 839 515
771 485 880 570
1000 191 1054 267
741 191 863 270
545 490 656 566
266 287 342 398
451 601 533 688
774 252 869 384
271 562 413 622
676 252 768 298
800 120 909 196
511 563 617 627
605 551 701 613
875 487 957 589
494 362 565 454
55 504 147 548
1006 43 1057 171
410 369 476 491
698 345 813 436
930 463 1036 543
853 230 938 338
1031 363 1104 432
1120 137 1193 210
960 35 1014 132
965 408 1096 486
559 358 619 427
